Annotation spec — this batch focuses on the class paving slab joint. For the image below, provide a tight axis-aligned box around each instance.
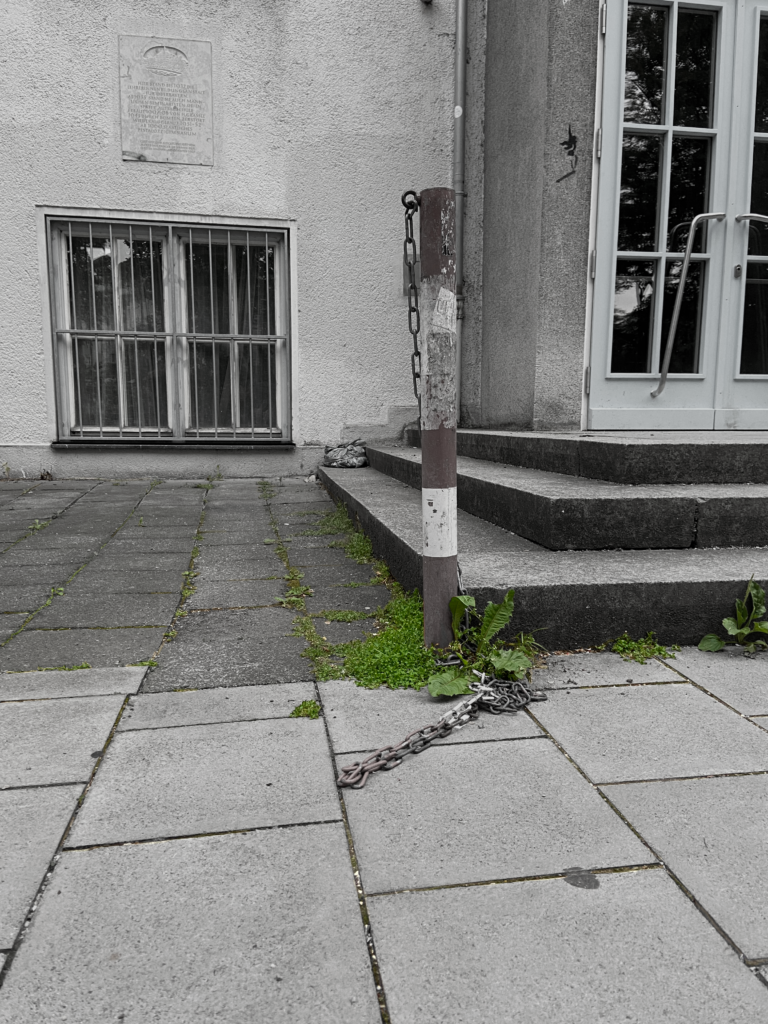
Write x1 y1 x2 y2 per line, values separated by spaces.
0 691 131 991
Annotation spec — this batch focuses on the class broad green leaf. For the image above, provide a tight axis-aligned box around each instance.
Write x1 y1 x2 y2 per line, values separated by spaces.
735 599 749 629
427 668 474 697
489 649 532 679
752 620 768 634
449 594 476 640
748 578 767 619
479 589 515 650
698 634 725 652
723 617 742 636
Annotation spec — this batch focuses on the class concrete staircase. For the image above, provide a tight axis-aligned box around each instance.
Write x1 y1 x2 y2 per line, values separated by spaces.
318 430 768 649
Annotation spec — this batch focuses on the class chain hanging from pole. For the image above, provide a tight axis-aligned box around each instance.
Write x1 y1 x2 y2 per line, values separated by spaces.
402 190 422 414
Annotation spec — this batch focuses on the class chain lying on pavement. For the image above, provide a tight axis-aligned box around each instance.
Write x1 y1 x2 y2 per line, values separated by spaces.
336 672 548 789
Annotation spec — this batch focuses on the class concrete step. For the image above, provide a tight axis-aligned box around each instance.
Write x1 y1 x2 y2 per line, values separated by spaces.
318 464 768 649
367 445 768 550
404 426 768 485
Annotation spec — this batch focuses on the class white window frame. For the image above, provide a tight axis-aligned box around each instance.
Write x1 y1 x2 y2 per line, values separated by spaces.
39 206 298 445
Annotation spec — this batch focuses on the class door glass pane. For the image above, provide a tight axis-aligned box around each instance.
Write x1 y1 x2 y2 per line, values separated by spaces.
667 136 711 252
184 240 230 335
741 264 768 374
123 340 168 428
748 141 768 255
234 243 276 335
116 236 165 332
674 10 716 128
72 336 119 427
618 133 662 251
67 235 115 331
190 341 232 429
754 17 768 131
612 259 656 372
624 4 667 124
660 260 703 373
238 343 277 428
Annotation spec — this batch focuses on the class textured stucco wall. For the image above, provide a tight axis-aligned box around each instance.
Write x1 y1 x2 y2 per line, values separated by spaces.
0 0 455 478
480 0 598 430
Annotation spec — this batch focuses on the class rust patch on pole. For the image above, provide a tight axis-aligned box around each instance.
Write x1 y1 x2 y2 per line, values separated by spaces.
419 187 457 650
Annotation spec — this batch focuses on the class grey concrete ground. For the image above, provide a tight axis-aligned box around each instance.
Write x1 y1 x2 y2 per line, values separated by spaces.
0 476 767 1021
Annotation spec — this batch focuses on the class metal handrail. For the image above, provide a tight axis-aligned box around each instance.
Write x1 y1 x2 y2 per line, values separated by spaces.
651 211 725 398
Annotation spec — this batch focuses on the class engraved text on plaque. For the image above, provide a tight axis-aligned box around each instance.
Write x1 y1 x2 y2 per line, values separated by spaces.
119 36 213 165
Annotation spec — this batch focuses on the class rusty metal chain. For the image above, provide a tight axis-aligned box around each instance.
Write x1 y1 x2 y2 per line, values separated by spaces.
337 672 547 789
402 190 421 412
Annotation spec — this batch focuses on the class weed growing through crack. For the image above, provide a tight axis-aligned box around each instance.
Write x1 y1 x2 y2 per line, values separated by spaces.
341 591 436 690
38 662 91 672
131 659 158 668
28 519 49 533
289 699 321 719
599 631 679 664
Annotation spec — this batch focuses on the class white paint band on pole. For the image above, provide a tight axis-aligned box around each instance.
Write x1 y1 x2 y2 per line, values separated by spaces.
422 486 458 558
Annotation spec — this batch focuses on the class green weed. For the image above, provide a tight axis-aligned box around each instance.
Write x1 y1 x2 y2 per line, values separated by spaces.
699 577 768 654
289 699 322 720
130 659 158 668
341 591 435 690
39 662 91 671
600 631 679 664
28 519 49 532
299 506 353 537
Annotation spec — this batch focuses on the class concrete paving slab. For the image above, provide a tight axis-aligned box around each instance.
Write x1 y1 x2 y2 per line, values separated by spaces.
301 563 380 586
292 549 361 568
18 534 103 551
0 549 84 570
89 551 191 571
0 695 125 787
145 607 310 690
0 667 145 701
607 774 768 958
196 529 273 546
319 679 543 753
105 536 195 553
0 614 25 642
532 684 768 782
534 651 681 689
0 786 80 947
63 569 182 595
662 647 768 715
119 681 316 730
32 594 179 628
343 739 650 892
194 548 286 579
186 578 283 609
368 869 768 1024
0 567 72 588
0 825 379 1024
269 487 333 505
68 718 340 844
306 585 387 615
0 627 166 672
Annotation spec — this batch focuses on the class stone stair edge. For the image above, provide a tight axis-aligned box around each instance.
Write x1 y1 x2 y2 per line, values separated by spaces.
318 464 768 648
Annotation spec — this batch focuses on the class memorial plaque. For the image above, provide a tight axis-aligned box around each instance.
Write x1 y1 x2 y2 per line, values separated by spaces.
119 36 213 165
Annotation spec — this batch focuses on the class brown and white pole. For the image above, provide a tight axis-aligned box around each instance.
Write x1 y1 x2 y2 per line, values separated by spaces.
418 187 457 649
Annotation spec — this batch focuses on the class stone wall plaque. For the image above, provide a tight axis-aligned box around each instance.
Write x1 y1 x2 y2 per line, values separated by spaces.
119 36 213 165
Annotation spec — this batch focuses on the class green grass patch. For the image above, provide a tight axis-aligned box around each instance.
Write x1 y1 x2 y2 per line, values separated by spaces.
299 506 354 537
289 699 321 719
600 631 679 664
341 591 435 690
38 662 92 672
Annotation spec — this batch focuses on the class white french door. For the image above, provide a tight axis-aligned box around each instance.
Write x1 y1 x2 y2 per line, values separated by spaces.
590 0 768 429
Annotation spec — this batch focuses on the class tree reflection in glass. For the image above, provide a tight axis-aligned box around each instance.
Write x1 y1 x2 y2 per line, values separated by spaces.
661 260 703 373
624 4 667 124
674 11 716 128
618 134 662 251
667 137 710 252
613 260 656 372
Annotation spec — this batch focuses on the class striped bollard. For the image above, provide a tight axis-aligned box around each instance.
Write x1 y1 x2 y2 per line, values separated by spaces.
419 187 457 649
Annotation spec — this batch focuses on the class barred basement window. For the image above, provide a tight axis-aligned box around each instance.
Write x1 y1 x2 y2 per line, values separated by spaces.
47 218 291 442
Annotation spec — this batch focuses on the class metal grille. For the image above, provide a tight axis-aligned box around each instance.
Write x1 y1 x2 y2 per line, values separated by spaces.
48 219 290 442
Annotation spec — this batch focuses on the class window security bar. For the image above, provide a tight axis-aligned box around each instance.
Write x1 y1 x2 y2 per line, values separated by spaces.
49 219 291 443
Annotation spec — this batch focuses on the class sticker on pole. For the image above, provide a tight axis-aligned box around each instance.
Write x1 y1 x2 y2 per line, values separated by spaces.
432 288 457 334
422 487 458 557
